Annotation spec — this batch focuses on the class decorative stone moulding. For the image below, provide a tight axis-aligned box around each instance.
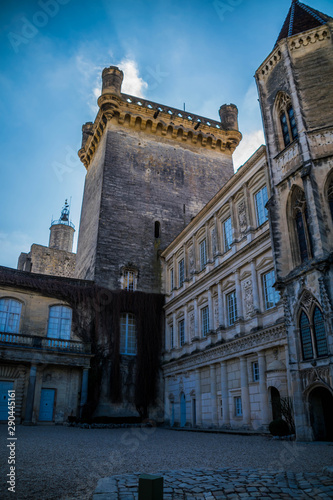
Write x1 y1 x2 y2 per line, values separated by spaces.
289 28 330 50
258 47 282 79
78 68 242 170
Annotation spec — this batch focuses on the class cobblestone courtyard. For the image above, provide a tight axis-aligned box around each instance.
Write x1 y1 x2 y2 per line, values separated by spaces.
1 426 333 499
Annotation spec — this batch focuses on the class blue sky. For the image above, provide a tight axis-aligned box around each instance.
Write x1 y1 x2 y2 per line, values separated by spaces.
0 0 332 268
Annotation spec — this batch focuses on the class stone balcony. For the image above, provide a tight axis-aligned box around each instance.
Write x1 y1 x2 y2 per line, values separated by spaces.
0 332 92 367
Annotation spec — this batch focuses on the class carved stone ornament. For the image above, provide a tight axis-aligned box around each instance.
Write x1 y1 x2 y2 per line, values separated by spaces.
301 290 314 311
319 277 332 315
243 279 253 317
189 245 195 275
238 200 247 233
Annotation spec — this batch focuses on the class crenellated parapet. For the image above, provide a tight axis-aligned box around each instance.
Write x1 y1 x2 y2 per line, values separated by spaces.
78 66 242 170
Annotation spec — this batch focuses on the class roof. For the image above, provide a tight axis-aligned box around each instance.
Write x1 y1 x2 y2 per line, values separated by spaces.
276 0 332 45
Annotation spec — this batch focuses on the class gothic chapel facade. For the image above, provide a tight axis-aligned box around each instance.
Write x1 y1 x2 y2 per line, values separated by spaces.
0 1 332 441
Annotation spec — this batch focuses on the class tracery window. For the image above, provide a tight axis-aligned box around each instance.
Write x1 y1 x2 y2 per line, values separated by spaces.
291 188 312 263
299 306 328 360
120 313 136 355
47 305 72 340
275 92 298 149
0 298 22 333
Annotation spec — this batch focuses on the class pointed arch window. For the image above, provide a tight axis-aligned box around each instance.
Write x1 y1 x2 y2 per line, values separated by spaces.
299 307 328 360
275 92 298 149
291 188 312 263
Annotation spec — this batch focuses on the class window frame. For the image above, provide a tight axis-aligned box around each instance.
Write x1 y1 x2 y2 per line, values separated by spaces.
262 270 280 310
234 396 242 417
47 305 72 340
179 319 185 347
0 298 22 334
254 185 268 227
223 217 233 253
122 268 137 291
299 306 328 361
227 291 237 326
201 305 209 337
199 239 207 271
120 312 137 355
170 267 174 292
252 361 259 382
178 258 185 288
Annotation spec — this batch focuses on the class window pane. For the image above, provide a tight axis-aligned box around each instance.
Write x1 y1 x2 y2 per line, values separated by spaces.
280 112 290 146
200 240 207 270
120 313 136 355
300 311 313 360
263 270 280 310
223 217 233 252
201 306 209 337
288 107 298 141
255 186 268 226
313 307 328 357
295 211 308 262
179 320 185 346
124 271 134 291
235 396 242 416
252 362 259 382
47 306 72 340
179 259 185 287
227 292 237 326
0 299 22 333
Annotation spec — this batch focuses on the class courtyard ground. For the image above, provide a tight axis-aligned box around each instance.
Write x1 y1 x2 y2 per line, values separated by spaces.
1 425 333 499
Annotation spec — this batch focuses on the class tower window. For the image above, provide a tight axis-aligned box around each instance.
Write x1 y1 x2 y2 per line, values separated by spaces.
275 92 298 150
154 221 160 238
123 270 135 291
120 313 136 355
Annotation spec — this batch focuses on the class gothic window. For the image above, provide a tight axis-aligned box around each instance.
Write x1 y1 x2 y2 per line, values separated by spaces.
263 270 280 310
201 306 209 337
227 291 237 326
327 179 333 223
299 307 328 361
223 217 233 252
47 305 72 340
255 185 268 226
178 258 185 287
0 298 22 333
291 188 312 263
120 313 136 355
275 92 298 149
199 239 207 270
179 319 185 347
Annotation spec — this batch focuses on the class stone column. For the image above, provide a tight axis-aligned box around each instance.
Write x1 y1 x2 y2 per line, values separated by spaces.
194 297 199 338
235 270 243 320
250 260 260 313
184 304 188 344
240 357 251 427
208 288 213 332
80 368 89 413
172 312 177 349
210 364 218 427
195 369 202 427
24 364 37 423
220 361 230 426
217 281 224 328
258 352 270 427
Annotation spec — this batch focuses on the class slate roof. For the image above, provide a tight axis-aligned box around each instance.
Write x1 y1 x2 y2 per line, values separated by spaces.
276 0 332 45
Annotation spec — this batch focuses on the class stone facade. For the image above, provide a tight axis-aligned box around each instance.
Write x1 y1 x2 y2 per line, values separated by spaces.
161 146 288 430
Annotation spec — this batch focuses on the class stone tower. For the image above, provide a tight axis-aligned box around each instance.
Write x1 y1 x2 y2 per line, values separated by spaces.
49 200 75 252
75 66 242 293
255 0 333 440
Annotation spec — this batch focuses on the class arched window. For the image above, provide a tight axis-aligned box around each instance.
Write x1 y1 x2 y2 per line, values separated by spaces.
299 307 328 360
47 305 72 340
0 298 22 333
291 188 312 263
275 92 298 149
120 313 136 355
327 179 333 223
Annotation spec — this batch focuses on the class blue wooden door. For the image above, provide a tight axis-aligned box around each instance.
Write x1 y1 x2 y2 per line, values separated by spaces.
39 389 55 421
0 381 14 420
180 393 186 428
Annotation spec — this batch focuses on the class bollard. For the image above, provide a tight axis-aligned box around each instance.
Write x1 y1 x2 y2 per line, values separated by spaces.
138 474 163 500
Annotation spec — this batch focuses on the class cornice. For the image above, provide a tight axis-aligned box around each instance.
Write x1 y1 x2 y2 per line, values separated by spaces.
78 94 242 170
163 323 286 375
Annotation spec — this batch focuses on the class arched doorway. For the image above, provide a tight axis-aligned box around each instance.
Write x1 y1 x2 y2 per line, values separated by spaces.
180 393 186 428
270 387 281 420
309 386 333 441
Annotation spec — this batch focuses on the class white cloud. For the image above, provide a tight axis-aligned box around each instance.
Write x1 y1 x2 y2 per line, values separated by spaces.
117 58 148 97
0 231 32 269
233 129 265 170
